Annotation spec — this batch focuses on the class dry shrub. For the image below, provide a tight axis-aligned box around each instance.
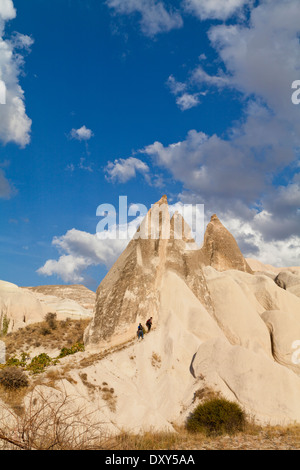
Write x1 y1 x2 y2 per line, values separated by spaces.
0 387 114 450
0 367 29 391
45 313 57 330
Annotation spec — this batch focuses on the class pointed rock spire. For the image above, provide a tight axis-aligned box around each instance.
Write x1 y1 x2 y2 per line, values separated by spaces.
201 214 253 274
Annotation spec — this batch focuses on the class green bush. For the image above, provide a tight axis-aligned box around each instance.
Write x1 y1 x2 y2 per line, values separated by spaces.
0 366 29 390
6 352 30 368
58 342 85 358
26 353 53 374
186 398 246 436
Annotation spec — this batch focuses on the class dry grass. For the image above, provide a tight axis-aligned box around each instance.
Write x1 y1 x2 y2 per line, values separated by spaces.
112 424 300 450
2 318 90 357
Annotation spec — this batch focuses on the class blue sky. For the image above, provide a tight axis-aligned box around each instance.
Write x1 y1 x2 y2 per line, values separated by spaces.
0 0 299 290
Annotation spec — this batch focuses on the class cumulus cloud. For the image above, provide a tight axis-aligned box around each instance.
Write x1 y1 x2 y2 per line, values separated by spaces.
70 125 94 141
37 229 130 283
106 0 183 36
218 212 300 268
143 128 269 204
37 210 147 283
0 0 16 22
0 0 33 147
105 156 150 183
183 0 252 21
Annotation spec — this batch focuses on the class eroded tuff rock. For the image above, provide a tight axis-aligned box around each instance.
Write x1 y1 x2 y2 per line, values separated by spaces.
275 271 300 291
84 196 213 349
0 281 94 333
84 196 252 350
23 285 95 315
201 214 253 274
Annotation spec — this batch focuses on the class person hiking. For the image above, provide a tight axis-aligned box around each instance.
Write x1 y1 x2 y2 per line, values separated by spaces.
146 317 153 332
137 323 144 340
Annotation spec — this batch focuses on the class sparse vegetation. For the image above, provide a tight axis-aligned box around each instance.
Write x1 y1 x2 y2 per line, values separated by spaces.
186 397 246 436
0 319 87 377
1 344 84 376
3 318 90 358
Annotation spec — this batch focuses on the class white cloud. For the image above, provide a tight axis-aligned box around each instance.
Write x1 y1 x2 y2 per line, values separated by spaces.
184 0 252 21
166 75 187 95
37 229 130 283
0 1 32 147
70 125 94 141
10 32 34 51
219 212 300 268
167 74 201 111
143 128 267 203
37 213 146 283
0 0 16 23
38 254 90 284
176 92 200 111
105 156 150 183
106 0 183 36
191 65 230 89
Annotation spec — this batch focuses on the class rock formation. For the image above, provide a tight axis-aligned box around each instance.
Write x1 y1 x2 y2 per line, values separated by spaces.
84 196 214 350
84 196 253 350
24 284 95 312
274 271 300 297
201 214 253 274
0 281 45 333
0 281 94 334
